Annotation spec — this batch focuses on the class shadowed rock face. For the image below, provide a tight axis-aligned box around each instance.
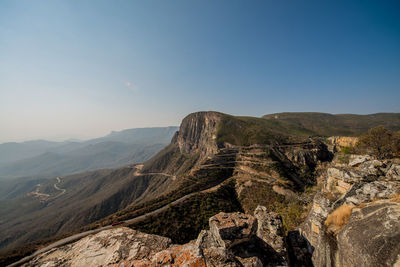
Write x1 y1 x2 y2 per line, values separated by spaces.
254 205 286 260
209 212 257 249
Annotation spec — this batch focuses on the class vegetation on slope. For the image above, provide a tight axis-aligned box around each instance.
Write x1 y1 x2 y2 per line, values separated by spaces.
128 179 242 244
262 112 400 136
0 167 162 253
4 112 400 266
335 126 400 162
237 180 308 232
356 126 400 159
217 114 314 146
90 162 234 228
142 144 199 175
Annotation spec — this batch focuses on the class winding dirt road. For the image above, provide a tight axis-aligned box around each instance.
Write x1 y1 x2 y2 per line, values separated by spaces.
53 177 66 197
7 173 228 267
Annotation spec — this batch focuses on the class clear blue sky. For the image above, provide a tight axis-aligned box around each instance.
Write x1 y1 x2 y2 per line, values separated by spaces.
1 0 399 142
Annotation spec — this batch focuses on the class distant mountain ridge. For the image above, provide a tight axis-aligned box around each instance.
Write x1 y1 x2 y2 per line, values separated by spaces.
262 112 400 136
0 126 178 179
2 111 400 265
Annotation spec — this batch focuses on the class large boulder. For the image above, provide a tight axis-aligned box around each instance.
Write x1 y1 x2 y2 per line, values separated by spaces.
23 227 172 267
254 205 286 260
209 212 257 249
345 180 398 205
132 242 206 267
386 163 400 181
337 201 400 267
349 155 372 167
198 210 288 266
298 157 400 267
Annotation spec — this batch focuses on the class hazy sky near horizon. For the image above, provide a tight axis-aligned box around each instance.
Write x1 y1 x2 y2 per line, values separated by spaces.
1 0 400 142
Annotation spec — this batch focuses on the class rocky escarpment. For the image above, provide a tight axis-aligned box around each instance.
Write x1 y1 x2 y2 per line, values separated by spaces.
24 208 288 267
292 155 400 267
326 136 358 152
172 111 222 157
233 140 332 198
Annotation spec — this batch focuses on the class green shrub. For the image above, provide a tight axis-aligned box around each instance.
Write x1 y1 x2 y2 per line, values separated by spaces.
356 126 400 159
128 180 242 244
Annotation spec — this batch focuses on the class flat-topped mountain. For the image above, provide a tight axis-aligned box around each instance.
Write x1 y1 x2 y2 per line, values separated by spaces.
263 112 400 136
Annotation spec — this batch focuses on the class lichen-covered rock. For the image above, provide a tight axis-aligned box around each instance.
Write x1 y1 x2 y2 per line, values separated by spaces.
386 163 400 180
336 201 400 267
298 193 334 267
133 242 206 267
344 180 398 205
23 227 172 267
236 256 263 267
209 212 257 249
254 205 286 259
349 155 372 167
198 211 288 266
25 211 290 267
298 156 400 267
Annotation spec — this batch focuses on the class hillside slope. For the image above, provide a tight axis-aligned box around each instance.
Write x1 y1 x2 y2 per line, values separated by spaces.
0 127 178 179
3 111 400 266
263 112 400 136
1 111 329 259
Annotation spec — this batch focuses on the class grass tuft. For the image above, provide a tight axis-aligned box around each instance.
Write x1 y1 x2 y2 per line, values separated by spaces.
324 204 354 234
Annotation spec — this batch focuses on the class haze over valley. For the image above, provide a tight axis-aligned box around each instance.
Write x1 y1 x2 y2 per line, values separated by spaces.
1 1 400 266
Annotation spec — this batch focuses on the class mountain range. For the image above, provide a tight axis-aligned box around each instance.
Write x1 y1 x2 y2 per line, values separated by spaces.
1 111 400 266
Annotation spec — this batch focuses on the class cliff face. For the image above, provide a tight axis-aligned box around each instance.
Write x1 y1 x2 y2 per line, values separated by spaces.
292 156 400 267
326 136 358 152
172 111 222 157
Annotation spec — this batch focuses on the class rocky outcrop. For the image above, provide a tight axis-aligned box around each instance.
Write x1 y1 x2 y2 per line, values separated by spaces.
133 242 206 266
326 136 358 152
337 200 400 267
209 212 257 249
21 152 400 267
172 111 222 157
25 210 289 267
234 141 332 194
254 205 286 261
23 227 172 267
197 211 286 266
296 156 400 267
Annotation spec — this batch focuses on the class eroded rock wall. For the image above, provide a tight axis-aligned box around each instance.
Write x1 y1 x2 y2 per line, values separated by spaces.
297 156 400 267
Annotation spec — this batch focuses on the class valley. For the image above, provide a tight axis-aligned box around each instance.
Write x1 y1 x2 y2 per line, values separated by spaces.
3 2 399 265
0 127 178 180
1 111 400 266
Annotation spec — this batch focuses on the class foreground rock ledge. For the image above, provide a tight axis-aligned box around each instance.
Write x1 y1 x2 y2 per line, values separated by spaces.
23 210 286 267
296 157 400 267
